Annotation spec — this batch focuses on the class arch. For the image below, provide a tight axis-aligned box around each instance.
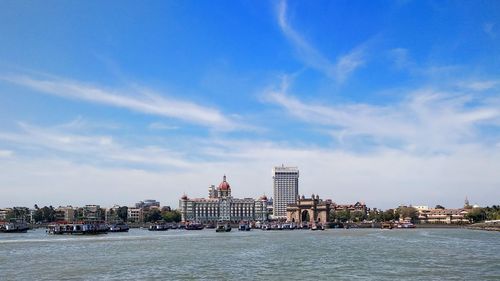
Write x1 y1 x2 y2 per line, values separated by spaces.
292 217 295 223
301 210 310 222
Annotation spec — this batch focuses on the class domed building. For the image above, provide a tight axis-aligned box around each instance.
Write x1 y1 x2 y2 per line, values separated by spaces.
179 175 268 223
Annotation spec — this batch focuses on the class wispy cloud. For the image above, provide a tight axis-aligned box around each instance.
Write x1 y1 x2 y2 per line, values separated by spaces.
1 74 237 130
0 149 13 157
0 122 191 169
484 22 496 38
148 122 179 130
277 0 366 83
264 77 500 152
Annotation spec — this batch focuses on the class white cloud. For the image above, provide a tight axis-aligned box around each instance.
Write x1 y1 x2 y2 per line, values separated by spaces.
0 150 13 157
277 0 366 82
1 74 237 130
484 22 496 38
148 122 179 130
264 78 500 152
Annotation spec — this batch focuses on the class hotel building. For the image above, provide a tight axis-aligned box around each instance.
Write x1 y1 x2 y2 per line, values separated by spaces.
273 165 299 218
179 175 268 223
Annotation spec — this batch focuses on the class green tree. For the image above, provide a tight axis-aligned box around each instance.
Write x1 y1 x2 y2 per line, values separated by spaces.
162 210 181 222
466 208 486 223
351 210 366 222
397 206 419 222
336 210 351 222
368 210 382 222
145 209 162 222
382 209 396 221
117 206 128 222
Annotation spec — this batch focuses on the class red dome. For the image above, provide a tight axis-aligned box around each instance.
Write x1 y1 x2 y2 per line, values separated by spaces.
218 175 231 190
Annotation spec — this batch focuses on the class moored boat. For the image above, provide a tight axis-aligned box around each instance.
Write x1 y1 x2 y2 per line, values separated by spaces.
238 222 251 231
216 222 231 232
109 222 130 232
48 221 108 235
185 222 204 230
149 222 169 231
0 219 29 233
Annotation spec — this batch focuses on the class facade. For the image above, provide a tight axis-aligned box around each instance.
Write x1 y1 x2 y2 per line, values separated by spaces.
333 202 368 214
135 199 160 209
127 208 143 222
82 205 101 220
418 208 470 224
286 195 331 224
179 175 268 223
272 165 299 218
55 206 76 222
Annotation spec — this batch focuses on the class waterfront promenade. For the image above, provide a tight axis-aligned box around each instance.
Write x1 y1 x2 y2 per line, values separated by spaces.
1 228 499 280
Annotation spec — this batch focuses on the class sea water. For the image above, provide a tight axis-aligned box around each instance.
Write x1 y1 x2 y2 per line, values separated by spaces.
0 228 499 280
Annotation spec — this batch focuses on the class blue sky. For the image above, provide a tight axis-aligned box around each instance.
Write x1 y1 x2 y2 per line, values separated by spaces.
0 0 499 209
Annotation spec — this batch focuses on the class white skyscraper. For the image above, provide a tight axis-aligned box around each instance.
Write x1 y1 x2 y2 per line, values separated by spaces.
272 165 299 218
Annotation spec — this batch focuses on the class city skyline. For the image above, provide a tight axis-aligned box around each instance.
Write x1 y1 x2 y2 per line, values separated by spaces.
1 1 500 209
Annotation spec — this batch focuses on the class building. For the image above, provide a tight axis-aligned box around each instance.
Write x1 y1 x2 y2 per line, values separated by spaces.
127 208 143 223
179 175 269 223
135 199 160 209
55 206 76 222
333 202 368 214
286 194 331 224
82 205 102 220
272 165 299 218
418 208 470 224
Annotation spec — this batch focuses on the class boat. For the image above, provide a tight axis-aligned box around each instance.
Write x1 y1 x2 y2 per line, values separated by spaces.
48 221 108 235
185 222 204 230
397 222 416 229
238 222 251 231
216 222 231 232
148 222 169 231
381 222 393 229
109 222 129 232
0 219 29 233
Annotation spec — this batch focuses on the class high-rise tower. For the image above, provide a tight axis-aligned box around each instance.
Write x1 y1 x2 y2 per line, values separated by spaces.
272 165 299 218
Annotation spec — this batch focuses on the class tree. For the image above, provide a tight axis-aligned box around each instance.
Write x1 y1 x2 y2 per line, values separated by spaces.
144 209 162 222
466 208 486 223
397 206 419 222
368 210 382 222
381 209 396 221
336 210 351 222
351 210 366 222
162 210 181 222
117 206 128 222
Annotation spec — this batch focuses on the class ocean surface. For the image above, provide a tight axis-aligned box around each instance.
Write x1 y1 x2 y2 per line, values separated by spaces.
0 228 499 280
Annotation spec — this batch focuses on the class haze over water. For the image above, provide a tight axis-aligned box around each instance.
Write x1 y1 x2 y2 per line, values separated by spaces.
1 229 499 280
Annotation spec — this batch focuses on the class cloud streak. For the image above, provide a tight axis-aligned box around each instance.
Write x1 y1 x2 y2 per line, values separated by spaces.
277 0 366 82
1 74 237 130
264 78 500 152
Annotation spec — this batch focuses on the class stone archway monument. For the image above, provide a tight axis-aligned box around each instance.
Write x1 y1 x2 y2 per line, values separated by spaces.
286 195 331 224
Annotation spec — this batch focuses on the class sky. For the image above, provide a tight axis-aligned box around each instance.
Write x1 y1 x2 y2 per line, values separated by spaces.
0 0 499 209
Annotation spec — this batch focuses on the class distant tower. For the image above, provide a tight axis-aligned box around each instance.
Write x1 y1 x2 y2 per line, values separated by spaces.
464 196 470 208
272 165 299 218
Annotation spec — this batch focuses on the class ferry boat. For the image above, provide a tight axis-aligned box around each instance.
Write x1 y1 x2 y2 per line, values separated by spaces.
148 222 169 231
48 221 108 235
185 222 204 230
238 222 251 231
109 222 130 232
216 222 231 232
0 219 29 233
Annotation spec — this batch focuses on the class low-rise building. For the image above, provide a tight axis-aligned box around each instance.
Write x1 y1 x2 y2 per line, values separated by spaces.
127 208 143 223
418 208 470 224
